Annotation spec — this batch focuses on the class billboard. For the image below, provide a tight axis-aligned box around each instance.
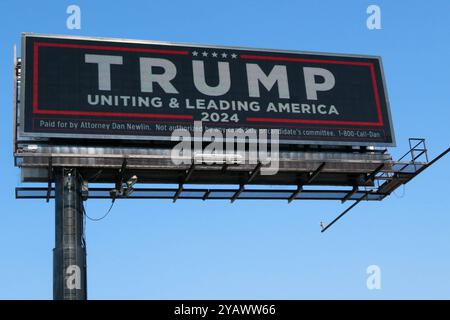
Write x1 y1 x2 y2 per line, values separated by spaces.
19 34 395 146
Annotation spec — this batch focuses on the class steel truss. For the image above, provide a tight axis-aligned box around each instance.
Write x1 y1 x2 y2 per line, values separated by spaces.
15 138 449 232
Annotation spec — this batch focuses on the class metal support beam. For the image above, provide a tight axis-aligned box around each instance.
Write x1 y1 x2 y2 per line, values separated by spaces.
321 194 368 233
306 162 326 184
231 184 245 203
230 163 262 203
183 163 196 183
405 147 450 184
247 162 262 183
46 157 53 203
364 164 384 183
202 190 211 201
287 163 325 203
341 186 358 203
173 163 196 203
173 184 183 203
53 168 87 300
288 185 303 203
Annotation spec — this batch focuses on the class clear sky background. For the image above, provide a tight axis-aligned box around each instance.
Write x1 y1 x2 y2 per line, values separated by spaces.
0 0 449 299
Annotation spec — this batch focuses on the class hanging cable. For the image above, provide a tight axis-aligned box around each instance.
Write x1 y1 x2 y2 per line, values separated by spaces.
81 200 87 248
393 184 406 198
82 198 116 222
87 170 103 182
76 170 87 248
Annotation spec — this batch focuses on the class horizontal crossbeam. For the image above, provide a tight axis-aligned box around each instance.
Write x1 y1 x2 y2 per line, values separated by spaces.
16 186 386 201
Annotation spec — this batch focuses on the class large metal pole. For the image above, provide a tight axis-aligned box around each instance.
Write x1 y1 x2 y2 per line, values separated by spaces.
53 168 87 300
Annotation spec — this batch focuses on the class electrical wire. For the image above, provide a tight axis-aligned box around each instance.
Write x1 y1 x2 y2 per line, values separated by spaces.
393 184 406 198
79 169 113 222
82 199 87 248
87 170 103 182
82 199 116 222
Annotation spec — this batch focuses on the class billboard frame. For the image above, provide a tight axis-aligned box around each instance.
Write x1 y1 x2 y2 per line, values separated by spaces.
18 32 396 147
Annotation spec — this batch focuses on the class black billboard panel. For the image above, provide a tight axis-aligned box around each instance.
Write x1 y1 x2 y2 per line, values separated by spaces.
20 34 395 146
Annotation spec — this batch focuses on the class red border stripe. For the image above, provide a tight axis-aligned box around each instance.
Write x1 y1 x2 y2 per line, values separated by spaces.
36 42 189 55
240 54 384 127
33 109 191 119
32 42 384 126
33 43 39 112
370 64 383 123
32 42 192 120
240 54 372 66
245 117 383 126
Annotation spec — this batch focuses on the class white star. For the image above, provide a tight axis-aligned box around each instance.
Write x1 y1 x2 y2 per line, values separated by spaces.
192 51 198 56
231 53 238 59
202 51 208 57
211 52 218 57
221 52 228 58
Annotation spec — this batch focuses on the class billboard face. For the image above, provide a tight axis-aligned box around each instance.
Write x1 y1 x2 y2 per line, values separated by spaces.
20 34 395 146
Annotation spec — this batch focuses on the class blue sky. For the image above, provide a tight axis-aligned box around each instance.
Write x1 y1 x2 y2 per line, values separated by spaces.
0 0 449 299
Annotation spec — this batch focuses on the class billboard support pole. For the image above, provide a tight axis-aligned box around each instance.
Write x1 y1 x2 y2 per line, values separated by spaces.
53 168 87 300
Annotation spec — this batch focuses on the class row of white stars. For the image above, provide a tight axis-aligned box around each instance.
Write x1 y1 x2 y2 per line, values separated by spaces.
192 50 238 59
